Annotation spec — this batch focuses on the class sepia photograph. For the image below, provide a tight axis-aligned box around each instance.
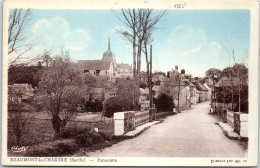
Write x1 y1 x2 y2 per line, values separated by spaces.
1 0 259 166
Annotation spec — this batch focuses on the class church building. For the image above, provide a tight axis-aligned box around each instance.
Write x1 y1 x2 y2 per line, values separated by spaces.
78 38 133 81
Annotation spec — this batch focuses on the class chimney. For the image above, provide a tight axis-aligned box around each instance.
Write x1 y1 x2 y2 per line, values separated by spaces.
175 65 178 70
167 71 170 78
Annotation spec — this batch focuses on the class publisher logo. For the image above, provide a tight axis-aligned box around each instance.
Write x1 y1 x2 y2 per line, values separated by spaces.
11 146 28 152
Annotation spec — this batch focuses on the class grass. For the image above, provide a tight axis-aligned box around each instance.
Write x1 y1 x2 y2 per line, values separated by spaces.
8 111 114 156
8 110 170 157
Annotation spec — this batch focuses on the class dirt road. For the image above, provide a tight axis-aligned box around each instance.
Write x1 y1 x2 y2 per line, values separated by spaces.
88 101 247 157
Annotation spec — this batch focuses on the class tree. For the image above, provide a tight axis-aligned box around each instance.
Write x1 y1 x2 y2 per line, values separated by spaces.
8 101 27 146
140 81 147 89
8 87 34 146
8 65 44 88
205 68 222 79
155 93 174 112
102 96 130 118
205 68 222 111
8 9 37 65
117 9 166 109
225 46 248 112
38 52 85 136
232 63 248 112
116 78 136 110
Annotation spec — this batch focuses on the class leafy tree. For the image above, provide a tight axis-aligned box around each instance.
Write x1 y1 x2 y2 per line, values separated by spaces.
102 96 130 118
116 78 136 110
8 65 44 88
205 68 222 79
155 93 174 112
140 81 147 89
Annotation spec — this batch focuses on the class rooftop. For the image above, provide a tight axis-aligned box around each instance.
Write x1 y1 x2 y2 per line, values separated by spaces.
78 60 112 70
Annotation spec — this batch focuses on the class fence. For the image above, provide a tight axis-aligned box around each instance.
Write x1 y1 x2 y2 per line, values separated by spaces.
114 110 152 136
134 111 149 127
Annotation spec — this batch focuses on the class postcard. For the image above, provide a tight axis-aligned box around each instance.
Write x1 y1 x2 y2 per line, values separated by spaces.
1 0 259 166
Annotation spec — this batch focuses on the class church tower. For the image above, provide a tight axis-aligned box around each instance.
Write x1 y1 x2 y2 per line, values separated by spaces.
102 37 117 74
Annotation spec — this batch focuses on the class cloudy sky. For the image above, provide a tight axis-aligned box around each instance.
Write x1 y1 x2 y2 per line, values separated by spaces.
17 9 250 77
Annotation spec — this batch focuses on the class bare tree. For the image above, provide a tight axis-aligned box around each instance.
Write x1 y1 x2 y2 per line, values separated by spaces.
114 9 139 109
8 9 38 65
116 9 166 109
140 9 166 107
226 47 248 112
38 50 85 137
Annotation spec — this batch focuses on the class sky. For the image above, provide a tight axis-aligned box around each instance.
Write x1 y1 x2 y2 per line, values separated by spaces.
13 9 250 77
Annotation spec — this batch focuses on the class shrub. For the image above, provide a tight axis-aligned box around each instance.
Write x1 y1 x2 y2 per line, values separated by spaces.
140 81 147 89
58 127 87 139
75 130 105 147
24 139 78 157
84 100 103 112
58 127 105 147
155 93 174 112
102 96 130 118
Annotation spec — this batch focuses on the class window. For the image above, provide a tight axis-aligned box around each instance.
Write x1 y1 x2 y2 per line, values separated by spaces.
96 70 100 76
84 70 89 73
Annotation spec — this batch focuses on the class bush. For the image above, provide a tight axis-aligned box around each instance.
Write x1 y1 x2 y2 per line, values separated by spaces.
102 96 131 118
140 81 147 89
155 93 174 112
75 130 105 147
58 127 87 139
24 139 78 157
84 100 103 112
58 127 105 147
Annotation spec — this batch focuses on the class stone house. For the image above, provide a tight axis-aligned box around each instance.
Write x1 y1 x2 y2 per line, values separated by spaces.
193 81 209 102
190 83 197 105
178 84 191 111
116 63 133 79
203 83 211 101
78 60 114 79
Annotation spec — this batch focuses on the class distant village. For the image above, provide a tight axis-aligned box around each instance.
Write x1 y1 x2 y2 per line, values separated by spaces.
8 38 215 113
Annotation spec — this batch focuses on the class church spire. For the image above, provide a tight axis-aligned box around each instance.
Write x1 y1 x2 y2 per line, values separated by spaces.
108 37 110 50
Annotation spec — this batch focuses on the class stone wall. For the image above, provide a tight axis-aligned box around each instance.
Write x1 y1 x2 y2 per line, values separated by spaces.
234 112 248 138
225 111 248 138
227 111 235 128
114 110 150 136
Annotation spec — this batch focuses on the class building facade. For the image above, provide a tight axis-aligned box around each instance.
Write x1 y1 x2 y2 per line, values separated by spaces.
78 38 133 81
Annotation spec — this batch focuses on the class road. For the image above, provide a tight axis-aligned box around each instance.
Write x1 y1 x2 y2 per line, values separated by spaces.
88 101 247 157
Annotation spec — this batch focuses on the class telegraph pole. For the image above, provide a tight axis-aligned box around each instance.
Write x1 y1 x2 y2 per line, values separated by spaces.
177 74 180 112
